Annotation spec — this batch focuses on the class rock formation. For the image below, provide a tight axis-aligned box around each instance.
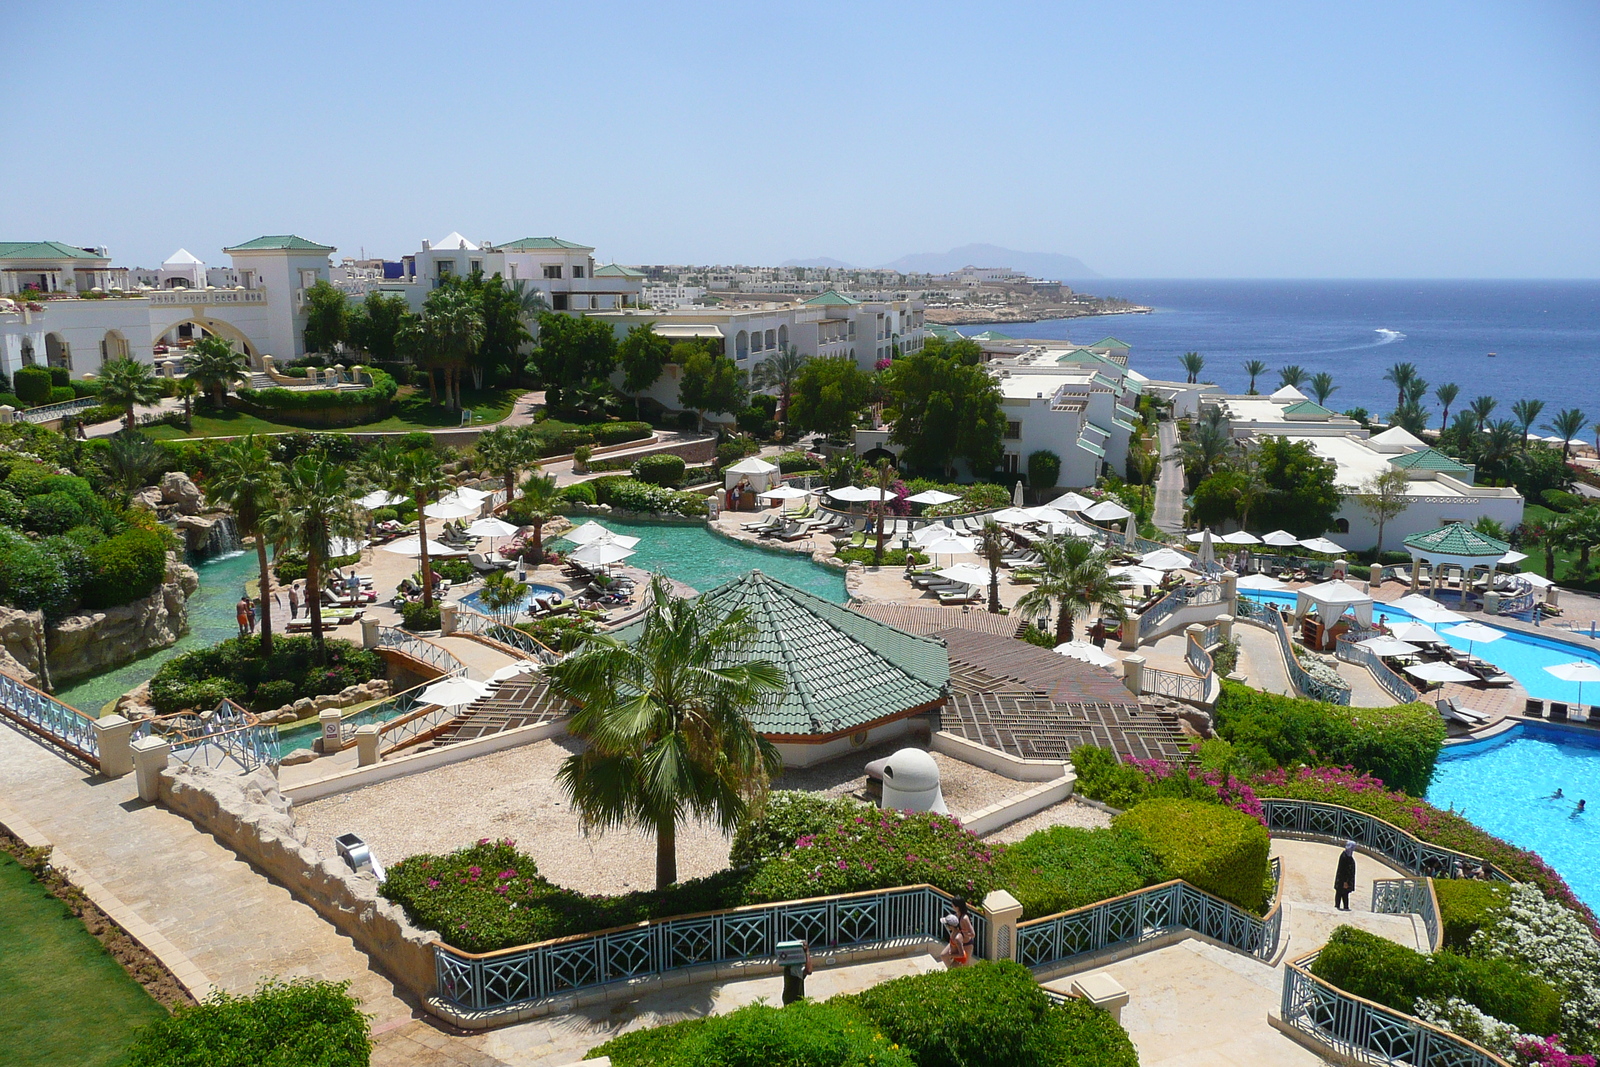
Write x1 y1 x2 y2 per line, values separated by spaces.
0 605 50 690
44 556 200 688
159 471 205 516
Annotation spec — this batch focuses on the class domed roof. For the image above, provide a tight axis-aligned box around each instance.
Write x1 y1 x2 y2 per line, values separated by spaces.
882 748 940 791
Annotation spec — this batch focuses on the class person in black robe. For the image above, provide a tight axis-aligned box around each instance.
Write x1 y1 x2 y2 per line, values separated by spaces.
1334 840 1357 911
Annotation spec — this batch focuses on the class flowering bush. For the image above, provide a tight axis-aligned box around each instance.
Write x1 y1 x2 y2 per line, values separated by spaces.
1069 745 1264 823
994 826 1168 920
741 809 1001 904
1470 883 1600 1054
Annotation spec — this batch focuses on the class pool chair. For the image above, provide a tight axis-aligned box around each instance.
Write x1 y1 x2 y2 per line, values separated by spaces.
1549 703 1569 721
1525 698 1546 718
469 552 514 574
1435 698 1488 727
740 513 782 533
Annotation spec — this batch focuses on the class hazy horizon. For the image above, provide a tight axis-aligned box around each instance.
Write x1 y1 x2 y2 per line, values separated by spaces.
6 2 1597 278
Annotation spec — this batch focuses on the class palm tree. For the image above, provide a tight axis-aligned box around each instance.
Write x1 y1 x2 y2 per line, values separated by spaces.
96 432 167 503
871 458 895 566
978 520 1006 614
1389 402 1430 436
1592 421 1600 458
205 435 283 654
1479 420 1521 482
475 425 541 503
1277 365 1308 390
507 471 562 563
270 455 361 660
1242 360 1268 395
1543 408 1589 462
477 569 528 625
1511 399 1545 449
97 358 162 434
1230 447 1271 532
1448 409 1480 448
749 345 809 427
1434 383 1459 432
1309 372 1338 405
388 449 453 610
508 279 550 341
1179 351 1205 384
172 376 199 432
1404 377 1428 407
1469 396 1498 434
184 336 250 408
1183 410 1231 485
402 286 483 410
546 575 786 888
1383 362 1418 410
1014 536 1126 644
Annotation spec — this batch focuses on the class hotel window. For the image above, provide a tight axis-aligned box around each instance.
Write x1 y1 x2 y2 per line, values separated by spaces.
1005 421 1022 440
572 265 585 279
469 259 482 274
437 261 454 279
543 265 563 279
1002 452 1020 474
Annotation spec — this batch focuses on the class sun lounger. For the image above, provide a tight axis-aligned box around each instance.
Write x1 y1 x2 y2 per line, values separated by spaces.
1549 702 1569 721
938 589 980 605
469 552 514 573
1435 698 1489 726
1525 698 1546 718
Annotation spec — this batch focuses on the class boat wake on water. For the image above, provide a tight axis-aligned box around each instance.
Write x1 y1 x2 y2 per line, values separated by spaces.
1374 328 1406 344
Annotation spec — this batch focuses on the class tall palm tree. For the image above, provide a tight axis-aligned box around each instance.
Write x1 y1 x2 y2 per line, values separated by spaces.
1383 363 1418 410
1014 536 1126 644
1469 396 1499 434
508 278 550 341
1434 383 1459 432
270 455 361 660
1277 365 1308 390
1448 409 1480 447
1309 372 1338 405
475 425 540 502
477 569 528 625
1242 359 1268 395
1479 420 1521 482
205 435 282 654
749 345 809 426
1543 408 1589 462
172 376 199 432
978 520 1006 614
402 286 483 410
388 448 454 610
184 336 250 408
547 575 786 888
1404 377 1428 407
97 358 162 434
1511 399 1545 449
1183 409 1232 485
507 471 562 562
871 458 895 566
1179 351 1205 384
1592 421 1600 458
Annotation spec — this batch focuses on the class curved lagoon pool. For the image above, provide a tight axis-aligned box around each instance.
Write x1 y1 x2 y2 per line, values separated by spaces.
1428 723 1600 909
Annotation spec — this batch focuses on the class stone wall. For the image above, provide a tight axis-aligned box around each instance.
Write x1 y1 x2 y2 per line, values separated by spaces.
0 605 50 689
158 764 438 1002
45 557 199 687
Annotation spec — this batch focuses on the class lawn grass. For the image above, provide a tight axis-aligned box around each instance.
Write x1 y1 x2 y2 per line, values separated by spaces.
140 385 525 439
0 853 166 1066
1518 503 1600 591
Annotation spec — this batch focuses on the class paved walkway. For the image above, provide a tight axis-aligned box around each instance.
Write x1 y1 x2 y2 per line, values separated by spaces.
1153 419 1185 533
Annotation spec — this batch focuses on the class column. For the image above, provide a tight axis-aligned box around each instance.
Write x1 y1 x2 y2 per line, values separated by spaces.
981 889 1023 962
1220 569 1238 603
91 715 135 778
1410 559 1421 592
355 724 381 767
1122 654 1145 697
319 709 344 753
439 603 458 636
361 616 379 649
131 736 169 803
1216 614 1235 643
0 405 13 425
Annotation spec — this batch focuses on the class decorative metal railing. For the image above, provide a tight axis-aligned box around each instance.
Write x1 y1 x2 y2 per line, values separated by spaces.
1186 631 1215 679
1136 581 1223 641
1281 950 1510 1067
374 626 467 676
376 701 463 755
1260 800 1512 883
344 674 464 742
453 608 559 664
1497 577 1536 618
1254 604 1352 705
434 884 980 1013
16 396 101 424
1335 636 1421 705
1141 667 1207 703
1017 858 1283 972
0 671 99 766
154 699 280 773
1372 878 1440 951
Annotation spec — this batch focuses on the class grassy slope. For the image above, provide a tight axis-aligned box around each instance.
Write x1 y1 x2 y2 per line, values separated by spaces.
141 386 523 439
0 854 165 1066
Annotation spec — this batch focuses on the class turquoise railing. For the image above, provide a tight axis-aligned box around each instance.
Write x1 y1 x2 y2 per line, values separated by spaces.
0 670 100 766
1371 877 1440 951
1245 604 1352 705
1260 799 1511 882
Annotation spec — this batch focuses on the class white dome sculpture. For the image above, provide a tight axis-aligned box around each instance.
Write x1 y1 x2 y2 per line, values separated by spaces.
877 748 947 814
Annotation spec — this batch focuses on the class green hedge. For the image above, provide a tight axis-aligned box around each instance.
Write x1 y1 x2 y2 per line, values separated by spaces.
1214 680 1444 795
728 792 864 868
13 366 51 405
400 601 441 632
1433 879 1509 952
125 978 370 1067
272 549 362 583
588 476 707 517
994 826 1169 920
81 528 168 609
235 368 398 411
594 420 652 445
533 421 651 457
632 452 686 487
147 635 383 714
835 547 930 567
559 482 597 506
1310 925 1563 1038
0 525 74 617
777 450 821 473
1114 798 1272 913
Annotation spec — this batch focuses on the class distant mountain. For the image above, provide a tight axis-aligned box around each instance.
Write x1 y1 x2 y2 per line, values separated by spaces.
779 256 854 269
877 244 1099 280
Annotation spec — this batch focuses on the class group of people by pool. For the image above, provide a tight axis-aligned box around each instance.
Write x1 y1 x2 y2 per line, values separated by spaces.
1550 788 1587 817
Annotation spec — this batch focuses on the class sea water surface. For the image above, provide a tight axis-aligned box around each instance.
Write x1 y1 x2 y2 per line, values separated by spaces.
959 280 1600 421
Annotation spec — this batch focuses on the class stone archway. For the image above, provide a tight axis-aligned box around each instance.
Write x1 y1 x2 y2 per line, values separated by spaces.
158 317 258 359
101 329 129 367
44 332 70 371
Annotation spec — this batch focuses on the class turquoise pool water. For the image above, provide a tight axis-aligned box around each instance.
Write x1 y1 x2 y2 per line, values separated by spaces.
1428 724 1600 909
54 551 258 715
1242 590 1600 703
459 584 563 617
562 519 848 602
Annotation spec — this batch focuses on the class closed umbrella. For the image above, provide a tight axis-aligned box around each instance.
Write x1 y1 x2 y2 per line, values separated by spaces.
1083 500 1133 522
1260 530 1302 547
906 489 960 505
1056 641 1117 667
1545 661 1600 706
1197 530 1216 572
357 489 404 509
1404 662 1477 684
1012 481 1025 506
1441 621 1505 660
419 676 490 708
1048 492 1096 512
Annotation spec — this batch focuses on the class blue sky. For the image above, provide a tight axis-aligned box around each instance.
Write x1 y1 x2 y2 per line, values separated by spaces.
6 1 1597 277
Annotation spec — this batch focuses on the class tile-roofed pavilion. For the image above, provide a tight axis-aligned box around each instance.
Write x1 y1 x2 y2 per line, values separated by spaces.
849 604 1023 639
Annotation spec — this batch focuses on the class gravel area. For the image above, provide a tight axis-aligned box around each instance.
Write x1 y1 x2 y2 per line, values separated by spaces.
982 797 1113 843
773 739 1027 813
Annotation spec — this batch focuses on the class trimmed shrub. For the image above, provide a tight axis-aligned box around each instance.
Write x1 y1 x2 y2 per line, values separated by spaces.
995 826 1169 920
0 392 22 411
13 366 52 405
559 481 596 506
1114 798 1272 912
1434 878 1510 952
234 367 398 412
842 961 1048 1067
716 436 762 468
1214 680 1445 795
47 366 69 387
254 679 297 711
47 385 75 404
4 460 55 497
776 449 821 473
1027 450 1061 494
81 528 168 608
399 431 434 452
20 490 87 535
124 977 371 1067
1310 925 1563 1038
400 601 441 631
835 547 929 567
147 635 383 714
1041 997 1141 1067
69 379 101 398
592 420 652 445
729 792 866 869
432 559 474 584
658 1000 912 1067
632 452 686 487
0 525 74 617
588 475 707 517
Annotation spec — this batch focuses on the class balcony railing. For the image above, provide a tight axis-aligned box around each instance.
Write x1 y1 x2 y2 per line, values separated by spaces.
146 288 267 306
1334 636 1421 705
1260 799 1512 882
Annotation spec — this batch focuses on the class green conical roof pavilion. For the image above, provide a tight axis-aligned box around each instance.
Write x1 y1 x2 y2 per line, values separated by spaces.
1403 522 1510 559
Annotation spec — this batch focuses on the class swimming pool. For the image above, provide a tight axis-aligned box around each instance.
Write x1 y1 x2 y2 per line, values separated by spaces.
458 583 564 618
559 518 848 602
1428 723 1600 909
1241 589 1600 703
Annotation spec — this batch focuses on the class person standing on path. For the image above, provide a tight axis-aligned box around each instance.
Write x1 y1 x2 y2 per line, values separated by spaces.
288 583 301 620
236 596 252 637
1334 840 1357 911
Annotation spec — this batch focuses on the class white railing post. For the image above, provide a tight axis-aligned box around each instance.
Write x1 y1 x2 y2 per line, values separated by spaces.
355 724 381 766
1217 613 1235 644
439 603 458 636
1122 654 1145 697
92 714 135 777
361 616 379 649
982 889 1022 962
319 709 344 753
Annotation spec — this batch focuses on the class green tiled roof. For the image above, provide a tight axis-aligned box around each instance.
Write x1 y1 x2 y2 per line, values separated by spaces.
1403 522 1510 558
612 571 948 736
498 236 594 251
1121 377 1144 394
1116 403 1140 421
1090 372 1121 391
1113 418 1138 434
1055 348 1119 369
593 263 644 278
1388 447 1472 474
803 289 861 307
968 330 1014 341
1282 399 1335 416
1091 337 1131 350
0 241 106 260
223 235 335 253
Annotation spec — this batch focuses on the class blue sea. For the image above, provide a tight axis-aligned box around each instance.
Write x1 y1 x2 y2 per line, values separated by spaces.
958 281 1600 421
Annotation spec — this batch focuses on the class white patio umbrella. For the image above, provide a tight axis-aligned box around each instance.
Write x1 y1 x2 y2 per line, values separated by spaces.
1518 572 1556 589
850 486 896 503
1260 530 1302 547
490 660 538 682
440 485 491 504
1404 662 1477 684
762 484 812 502
423 500 478 521
1197 530 1216 571
380 536 466 558
1358 636 1422 658
1390 594 1468 625
419 676 490 708
1298 537 1346 555
905 489 960 505
1048 492 1096 512
1498 550 1529 565
1056 641 1117 667
1545 661 1600 706
1441 621 1505 659
330 537 363 558
991 507 1036 525
1022 505 1071 523
935 563 991 587
1012 481 1025 506
1222 531 1263 545
1236 572 1288 591
1140 548 1194 572
1083 500 1133 522
570 542 637 567
562 521 641 549
1389 622 1448 645
467 517 519 539
1110 565 1166 587
829 485 872 502
357 489 404 509
1043 519 1098 538
921 533 978 559
911 522 955 546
